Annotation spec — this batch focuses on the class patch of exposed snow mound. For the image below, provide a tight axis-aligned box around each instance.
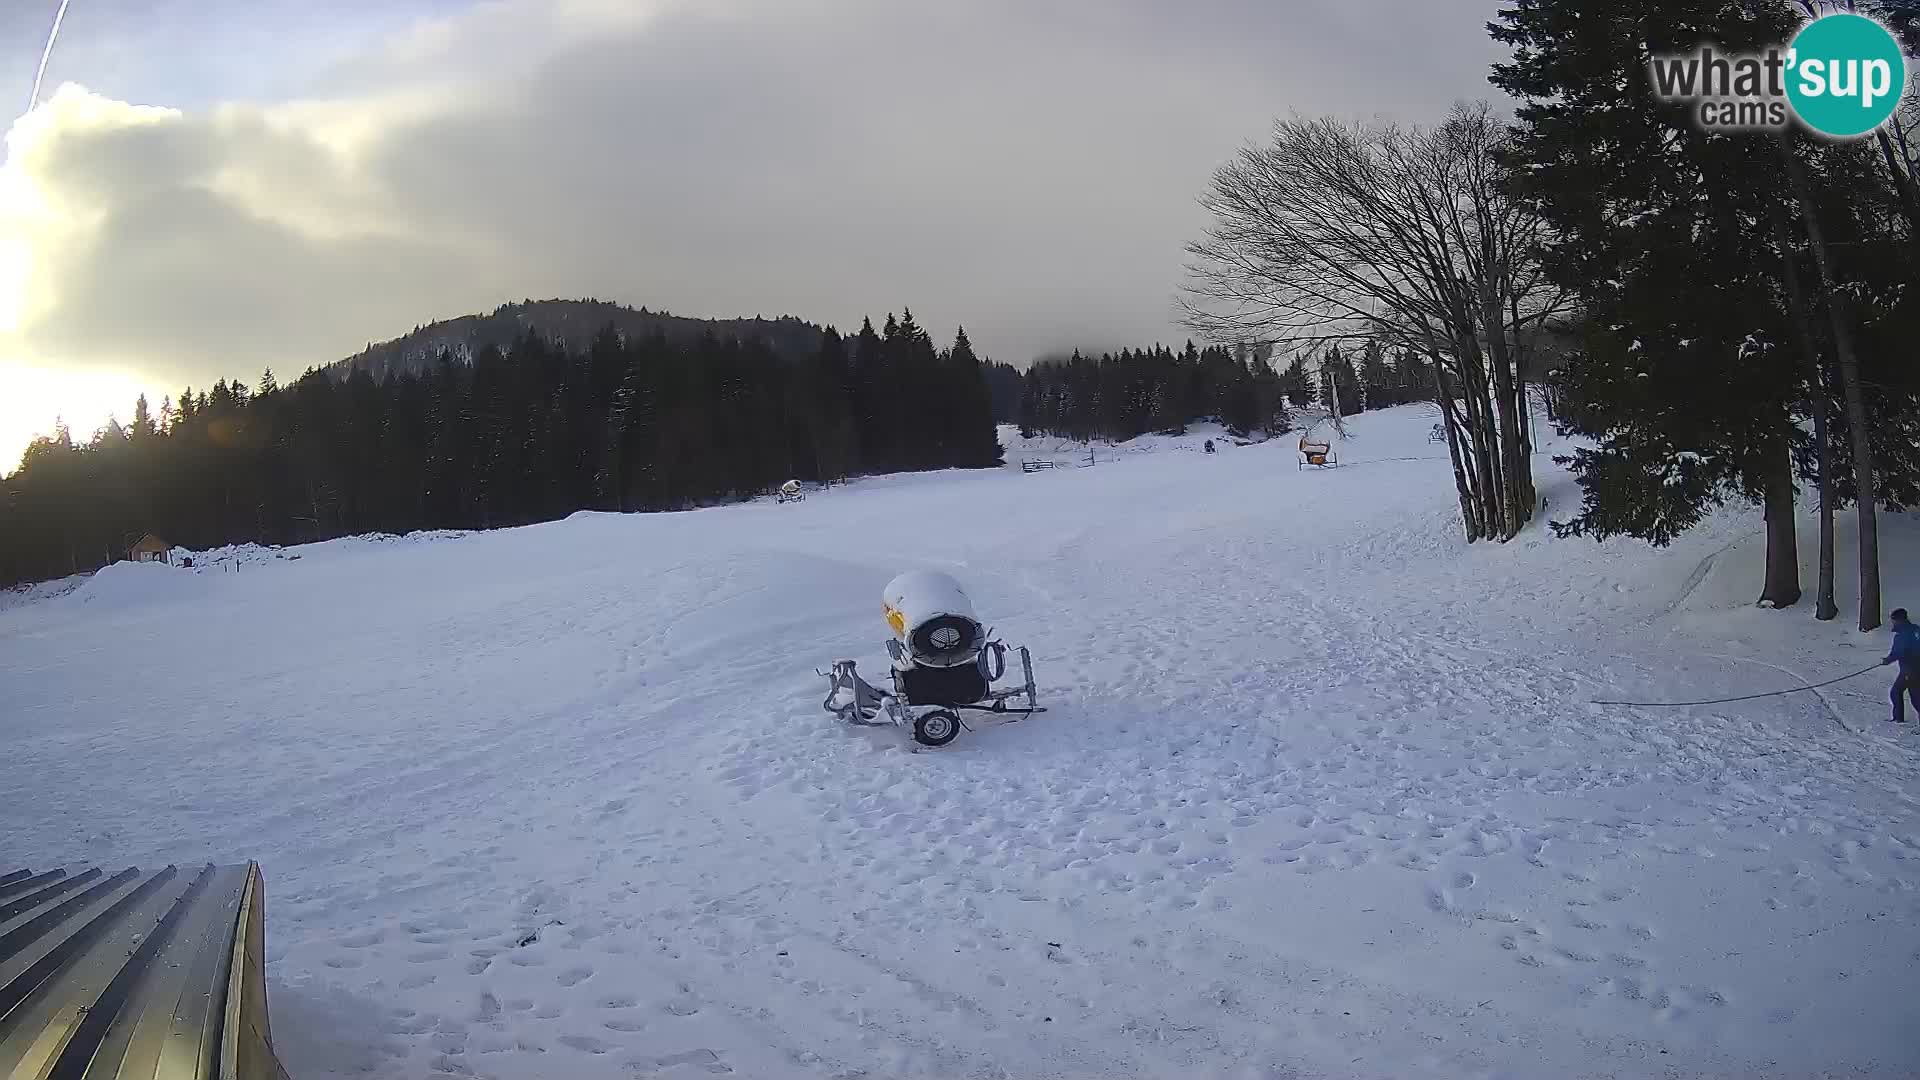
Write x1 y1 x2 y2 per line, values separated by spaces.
178 531 473 571
0 571 91 612
64 560 202 610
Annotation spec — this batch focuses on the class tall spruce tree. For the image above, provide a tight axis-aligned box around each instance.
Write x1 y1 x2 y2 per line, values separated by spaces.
945 328 1004 467
1492 0 1810 606
1499 0 1920 619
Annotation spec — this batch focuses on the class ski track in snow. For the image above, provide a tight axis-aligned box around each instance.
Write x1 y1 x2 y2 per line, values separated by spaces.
3 408 1918 1079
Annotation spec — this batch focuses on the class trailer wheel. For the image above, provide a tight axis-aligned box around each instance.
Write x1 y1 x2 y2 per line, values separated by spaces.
913 710 962 747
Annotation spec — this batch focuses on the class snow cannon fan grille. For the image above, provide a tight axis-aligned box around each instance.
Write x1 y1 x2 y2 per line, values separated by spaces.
909 614 982 668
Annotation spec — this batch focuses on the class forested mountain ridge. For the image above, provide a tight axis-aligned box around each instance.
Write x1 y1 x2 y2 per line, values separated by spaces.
330 299 830 383
1 309 1003 588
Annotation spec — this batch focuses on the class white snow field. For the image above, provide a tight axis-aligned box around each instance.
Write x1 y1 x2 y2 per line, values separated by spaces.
4 404 1919 1079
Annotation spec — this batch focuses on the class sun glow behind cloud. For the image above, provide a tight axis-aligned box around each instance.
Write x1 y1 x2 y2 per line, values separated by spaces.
1 87 186 472
0 360 148 470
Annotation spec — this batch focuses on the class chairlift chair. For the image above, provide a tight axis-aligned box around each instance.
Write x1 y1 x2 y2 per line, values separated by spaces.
1298 435 1339 470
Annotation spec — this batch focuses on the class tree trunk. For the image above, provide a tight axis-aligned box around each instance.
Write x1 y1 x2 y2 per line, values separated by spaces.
1760 434 1802 608
1481 295 1531 540
1786 147 1881 631
1772 200 1839 621
1457 335 1506 539
1812 374 1839 622
1428 343 1481 543
1509 304 1538 516
1875 128 1920 247
1451 359 1489 534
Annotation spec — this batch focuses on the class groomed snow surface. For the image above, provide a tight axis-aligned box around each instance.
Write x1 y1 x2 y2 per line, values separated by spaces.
4 405 1918 1079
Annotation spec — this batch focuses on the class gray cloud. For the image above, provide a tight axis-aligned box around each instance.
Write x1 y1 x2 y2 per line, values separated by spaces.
3 0 1506 389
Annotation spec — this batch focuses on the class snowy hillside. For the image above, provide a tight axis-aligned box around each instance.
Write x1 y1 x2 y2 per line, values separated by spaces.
3 404 1917 1079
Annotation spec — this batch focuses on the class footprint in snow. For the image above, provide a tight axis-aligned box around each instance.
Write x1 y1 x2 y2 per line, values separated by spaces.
384 1014 431 1036
471 1032 515 1054
1690 986 1728 1007
629 1048 732 1075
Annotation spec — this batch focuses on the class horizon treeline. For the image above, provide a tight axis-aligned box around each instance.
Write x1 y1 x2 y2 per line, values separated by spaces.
1016 340 1435 443
0 311 1001 587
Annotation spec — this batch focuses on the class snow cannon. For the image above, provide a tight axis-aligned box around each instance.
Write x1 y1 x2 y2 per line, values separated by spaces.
820 571 1045 747
883 570 983 669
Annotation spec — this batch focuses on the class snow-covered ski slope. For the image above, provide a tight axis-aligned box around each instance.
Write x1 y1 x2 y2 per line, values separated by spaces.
4 404 1918 1079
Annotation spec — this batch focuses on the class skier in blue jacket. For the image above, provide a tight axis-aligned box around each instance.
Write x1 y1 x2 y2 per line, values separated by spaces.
1883 608 1920 722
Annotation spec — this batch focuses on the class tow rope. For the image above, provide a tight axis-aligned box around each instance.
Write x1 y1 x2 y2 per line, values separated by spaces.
1592 664 1881 707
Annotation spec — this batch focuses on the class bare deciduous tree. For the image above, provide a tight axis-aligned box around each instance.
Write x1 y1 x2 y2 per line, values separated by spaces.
1182 103 1566 542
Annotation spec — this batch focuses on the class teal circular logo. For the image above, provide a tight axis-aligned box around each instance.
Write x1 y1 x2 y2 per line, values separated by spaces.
1787 13 1908 138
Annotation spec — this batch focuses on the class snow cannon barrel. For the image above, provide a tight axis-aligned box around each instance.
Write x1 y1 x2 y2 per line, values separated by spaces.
883 571 983 669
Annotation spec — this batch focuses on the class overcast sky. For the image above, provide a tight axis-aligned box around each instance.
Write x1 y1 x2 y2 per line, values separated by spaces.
0 0 1506 469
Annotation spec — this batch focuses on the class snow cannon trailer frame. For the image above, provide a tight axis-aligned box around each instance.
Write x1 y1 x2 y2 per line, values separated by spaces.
821 643 1043 747
821 570 1046 747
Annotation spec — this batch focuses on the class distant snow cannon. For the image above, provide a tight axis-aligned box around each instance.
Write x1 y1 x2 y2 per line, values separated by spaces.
822 570 1044 746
